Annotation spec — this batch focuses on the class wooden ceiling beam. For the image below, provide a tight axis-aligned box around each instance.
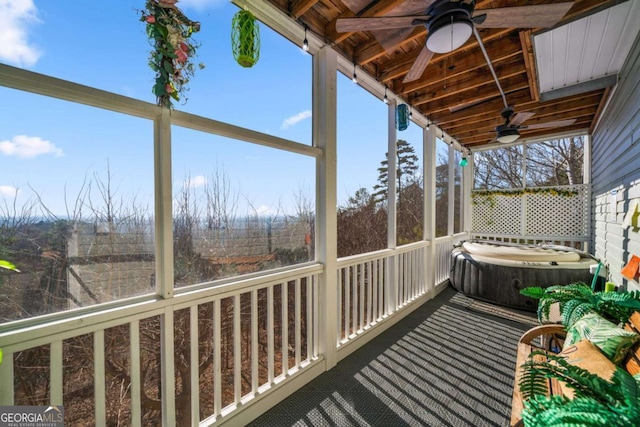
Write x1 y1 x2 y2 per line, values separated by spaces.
395 30 520 92
443 93 603 133
419 74 530 115
356 27 425 66
519 29 539 102
408 55 525 107
430 88 533 125
269 0 621 150
290 0 320 18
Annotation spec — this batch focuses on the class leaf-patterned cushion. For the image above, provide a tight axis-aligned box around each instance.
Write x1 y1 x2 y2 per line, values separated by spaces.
563 312 639 364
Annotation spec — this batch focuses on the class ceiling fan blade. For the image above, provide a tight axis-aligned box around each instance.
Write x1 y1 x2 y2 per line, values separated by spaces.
335 15 429 32
523 119 577 130
509 112 535 126
475 3 573 29
403 47 434 83
449 94 499 113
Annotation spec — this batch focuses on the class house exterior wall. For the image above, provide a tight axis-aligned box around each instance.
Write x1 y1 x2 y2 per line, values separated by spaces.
591 32 640 291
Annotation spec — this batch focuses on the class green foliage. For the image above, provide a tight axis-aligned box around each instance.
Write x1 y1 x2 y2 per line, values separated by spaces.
519 351 640 426
140 0 202 108
472 187 579 202
0 260 19 272
523 395 637 427
520 286 546 299
561 299 597 327
373 139 419 204
521 282 640 326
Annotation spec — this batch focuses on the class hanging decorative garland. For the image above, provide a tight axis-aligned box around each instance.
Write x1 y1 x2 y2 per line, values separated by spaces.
140 0 203 108
396 104 409 131
472 187 580 206
232 9 260 68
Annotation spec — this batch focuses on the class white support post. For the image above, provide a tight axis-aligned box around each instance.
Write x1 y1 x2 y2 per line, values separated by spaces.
424 127 437 294
463 154 473 234
93 331 106 425
161 307 176 427
50 341 63 406
387 99 397 250
155 107 176 427
155 107 174 299
386 99 398 314
130 320 142 427
0 352 13 405
314 46 338 370
583 134 592 185
583 134 592 252
448 144 455 236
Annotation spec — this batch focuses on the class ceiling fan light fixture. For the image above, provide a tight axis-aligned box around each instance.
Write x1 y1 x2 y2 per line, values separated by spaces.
497 128 520 144
426 12 472 54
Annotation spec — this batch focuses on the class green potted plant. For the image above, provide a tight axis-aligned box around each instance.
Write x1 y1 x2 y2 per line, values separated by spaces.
520 282 640 327
519 350 640 426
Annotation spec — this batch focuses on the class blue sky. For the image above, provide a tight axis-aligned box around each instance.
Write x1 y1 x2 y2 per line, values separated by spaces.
0 0 428 218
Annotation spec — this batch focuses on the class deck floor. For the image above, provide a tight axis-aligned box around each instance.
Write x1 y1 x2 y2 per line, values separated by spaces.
248 285 534 427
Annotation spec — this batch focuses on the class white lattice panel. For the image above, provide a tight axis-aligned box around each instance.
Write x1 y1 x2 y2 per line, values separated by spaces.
472 193 522 234
525 185 589 237
472 185 589 238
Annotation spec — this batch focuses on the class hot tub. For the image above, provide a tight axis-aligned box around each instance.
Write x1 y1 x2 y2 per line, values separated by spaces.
450 240 601 311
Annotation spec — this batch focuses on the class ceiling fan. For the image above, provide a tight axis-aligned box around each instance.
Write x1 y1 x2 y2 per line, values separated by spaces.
335 0 574 83
494 106 576 144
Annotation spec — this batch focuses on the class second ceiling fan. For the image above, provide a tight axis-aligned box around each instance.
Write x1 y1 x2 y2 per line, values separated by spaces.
335 0 574 83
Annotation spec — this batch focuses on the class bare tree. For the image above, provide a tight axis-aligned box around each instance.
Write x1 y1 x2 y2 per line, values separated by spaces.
525 136 584 186
337 188 387 257
473 137 585 189
204 166 238 231
473 146 524 189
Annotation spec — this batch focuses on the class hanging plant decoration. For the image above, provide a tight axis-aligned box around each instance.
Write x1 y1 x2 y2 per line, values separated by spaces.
232 9 260 68
396 104 409 131
140 0 203 108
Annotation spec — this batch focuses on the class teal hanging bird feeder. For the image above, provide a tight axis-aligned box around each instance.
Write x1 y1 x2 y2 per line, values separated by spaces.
396 104 409 131
232 9 260 68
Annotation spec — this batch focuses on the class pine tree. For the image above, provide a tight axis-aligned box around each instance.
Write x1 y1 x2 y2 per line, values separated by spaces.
372 139 419 204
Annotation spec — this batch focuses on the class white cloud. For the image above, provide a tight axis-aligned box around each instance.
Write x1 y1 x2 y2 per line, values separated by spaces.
0 185 19 198
0 135 63 158
0 0 41 67
281 110 312 130
185 175 207 188
177 0 226 11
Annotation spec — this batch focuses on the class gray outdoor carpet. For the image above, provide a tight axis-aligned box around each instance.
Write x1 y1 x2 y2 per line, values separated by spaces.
247 285 531 427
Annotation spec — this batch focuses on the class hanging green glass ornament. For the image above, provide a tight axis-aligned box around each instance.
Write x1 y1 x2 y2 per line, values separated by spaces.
396 104 409 131
232 9 260 68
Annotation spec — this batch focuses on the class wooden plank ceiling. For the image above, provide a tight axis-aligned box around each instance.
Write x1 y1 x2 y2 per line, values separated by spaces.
264 0 622 148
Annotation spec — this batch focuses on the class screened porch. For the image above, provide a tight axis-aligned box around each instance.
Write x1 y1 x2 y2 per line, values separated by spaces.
1 1 640 426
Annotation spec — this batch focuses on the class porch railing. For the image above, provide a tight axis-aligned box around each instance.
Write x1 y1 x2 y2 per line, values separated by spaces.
0 237 457 426
0 265 322 426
